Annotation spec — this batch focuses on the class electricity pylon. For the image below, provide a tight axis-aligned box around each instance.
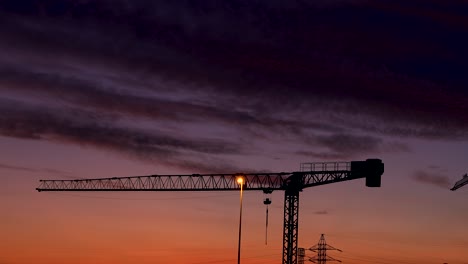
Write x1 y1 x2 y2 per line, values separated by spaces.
308 234 342 263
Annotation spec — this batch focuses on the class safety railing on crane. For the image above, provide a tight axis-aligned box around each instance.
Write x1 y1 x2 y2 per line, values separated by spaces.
300 162 351 172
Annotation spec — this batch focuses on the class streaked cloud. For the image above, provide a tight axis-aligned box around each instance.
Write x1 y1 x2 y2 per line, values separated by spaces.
411 170 451 188
314 210 329 215
0 162 70 176
0 0 466 170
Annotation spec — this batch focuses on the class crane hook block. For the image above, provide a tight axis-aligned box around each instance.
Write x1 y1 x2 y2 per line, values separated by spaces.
351 159 384 187
264 198 272 205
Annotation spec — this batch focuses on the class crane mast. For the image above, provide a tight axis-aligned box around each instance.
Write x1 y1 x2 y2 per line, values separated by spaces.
37 158 384 264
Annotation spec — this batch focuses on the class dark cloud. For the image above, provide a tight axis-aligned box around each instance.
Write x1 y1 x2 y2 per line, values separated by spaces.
0 99 246 172
296 134 409 161
0 65 252 124
295 151 350 161
411 170 451 189
314 210 329 215
315 134 382 154
0 65 345 137
0 162 70 176
0 0 467 171
0 100 241 155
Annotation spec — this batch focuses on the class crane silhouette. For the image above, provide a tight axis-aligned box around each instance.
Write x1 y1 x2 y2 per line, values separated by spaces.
451 173 468 191
36 158 384 264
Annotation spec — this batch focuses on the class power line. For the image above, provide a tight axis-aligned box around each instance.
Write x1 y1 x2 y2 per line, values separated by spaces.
340 251 426 264
190 253 282 264
326 233 468 248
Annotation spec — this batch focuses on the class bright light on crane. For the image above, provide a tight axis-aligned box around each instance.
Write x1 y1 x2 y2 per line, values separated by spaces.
237 176 245 185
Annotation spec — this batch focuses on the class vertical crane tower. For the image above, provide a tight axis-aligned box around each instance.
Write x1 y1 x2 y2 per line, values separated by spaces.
36 158 384 264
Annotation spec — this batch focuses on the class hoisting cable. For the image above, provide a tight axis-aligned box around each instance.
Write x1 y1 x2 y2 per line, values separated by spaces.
265 203 269 245
263 189 273 245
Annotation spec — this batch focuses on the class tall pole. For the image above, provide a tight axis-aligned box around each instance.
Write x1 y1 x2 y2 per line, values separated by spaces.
237 177 244 264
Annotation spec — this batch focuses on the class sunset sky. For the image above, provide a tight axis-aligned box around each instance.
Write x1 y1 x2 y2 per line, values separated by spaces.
1 1 468 263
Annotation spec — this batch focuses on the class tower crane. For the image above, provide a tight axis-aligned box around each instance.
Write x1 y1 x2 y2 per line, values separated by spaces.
451 173 468 191
36 158 384 264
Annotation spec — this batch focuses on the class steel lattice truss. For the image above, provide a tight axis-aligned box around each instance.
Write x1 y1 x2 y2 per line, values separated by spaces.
37 162 355 192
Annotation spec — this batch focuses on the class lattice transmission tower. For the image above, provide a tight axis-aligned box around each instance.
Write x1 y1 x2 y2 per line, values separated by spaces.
306 234 342 263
